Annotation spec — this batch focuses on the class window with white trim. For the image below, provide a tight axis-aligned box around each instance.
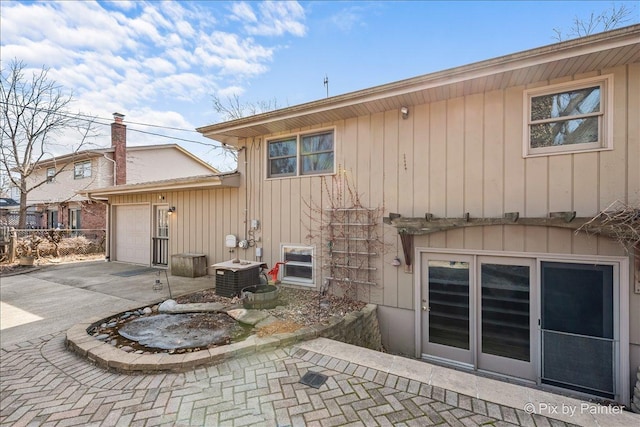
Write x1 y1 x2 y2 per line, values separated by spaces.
74 160 91 179
524 75 612 157
281 244 314 286
268 130 334 178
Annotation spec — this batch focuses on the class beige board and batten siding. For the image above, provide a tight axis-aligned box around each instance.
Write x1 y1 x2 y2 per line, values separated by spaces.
233 64 639 360
240 63 636 307
108 63 638 364
108 185 246 274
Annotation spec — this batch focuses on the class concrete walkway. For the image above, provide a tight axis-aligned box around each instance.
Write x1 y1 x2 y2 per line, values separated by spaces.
1 261 638 426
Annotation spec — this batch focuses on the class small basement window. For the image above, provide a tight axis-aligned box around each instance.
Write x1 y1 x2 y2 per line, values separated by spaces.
523 75 612 157
281 244 314 286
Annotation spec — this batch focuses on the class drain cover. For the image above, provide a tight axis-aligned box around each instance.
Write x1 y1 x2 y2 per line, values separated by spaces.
299 371 328 389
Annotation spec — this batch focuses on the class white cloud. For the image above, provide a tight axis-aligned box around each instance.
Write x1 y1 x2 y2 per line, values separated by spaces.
143 57 177 75
0 0 307 166
230 2 257 23
217 85 245 98
245 1 307 37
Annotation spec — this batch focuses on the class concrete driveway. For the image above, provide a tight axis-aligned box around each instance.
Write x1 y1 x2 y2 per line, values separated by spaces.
0 260 213 348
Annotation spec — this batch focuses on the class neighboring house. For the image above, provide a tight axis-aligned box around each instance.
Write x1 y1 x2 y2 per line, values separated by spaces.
23 113 219 233
0 197 19 226
87 26 640 406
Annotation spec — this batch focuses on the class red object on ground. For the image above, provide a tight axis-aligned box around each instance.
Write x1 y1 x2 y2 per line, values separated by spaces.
267 262 287 282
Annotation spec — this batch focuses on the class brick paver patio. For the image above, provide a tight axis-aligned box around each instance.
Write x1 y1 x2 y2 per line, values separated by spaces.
0 333 574 427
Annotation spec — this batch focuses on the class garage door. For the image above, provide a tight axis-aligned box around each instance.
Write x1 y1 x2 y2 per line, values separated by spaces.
114 204 150 265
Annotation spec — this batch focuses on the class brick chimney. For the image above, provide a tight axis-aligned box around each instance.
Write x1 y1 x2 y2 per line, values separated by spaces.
111 112 126 185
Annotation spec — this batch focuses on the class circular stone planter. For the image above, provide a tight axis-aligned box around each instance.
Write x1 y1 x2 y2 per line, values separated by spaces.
242 285 279 309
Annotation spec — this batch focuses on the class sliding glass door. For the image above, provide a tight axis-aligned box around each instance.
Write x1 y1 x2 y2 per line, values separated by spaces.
422 256 473 366
478 257 536 380
420 252 621 400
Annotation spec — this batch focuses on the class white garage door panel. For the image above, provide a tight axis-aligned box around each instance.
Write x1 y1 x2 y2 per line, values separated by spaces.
115 205 150 265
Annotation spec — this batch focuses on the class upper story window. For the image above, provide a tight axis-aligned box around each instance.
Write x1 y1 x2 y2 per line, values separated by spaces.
74 160 91 179
46 167 55 183
523 75 613 157
268 130 334 178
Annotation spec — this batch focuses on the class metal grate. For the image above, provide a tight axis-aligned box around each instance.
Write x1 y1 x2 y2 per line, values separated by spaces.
299 371 328 389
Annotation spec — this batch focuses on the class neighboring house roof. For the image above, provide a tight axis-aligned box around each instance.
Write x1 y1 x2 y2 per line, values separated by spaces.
84 172 241 198
36 143 219 174
197 24 640 145
0 198 19 210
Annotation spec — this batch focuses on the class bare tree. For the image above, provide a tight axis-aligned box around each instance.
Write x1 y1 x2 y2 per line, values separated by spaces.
0 59 97 228
212 93 281 121
553 3 635 41
210 94 282 168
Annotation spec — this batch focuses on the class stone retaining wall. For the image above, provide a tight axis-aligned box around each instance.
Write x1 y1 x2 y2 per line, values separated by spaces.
318 304 382 351
632 366 640 413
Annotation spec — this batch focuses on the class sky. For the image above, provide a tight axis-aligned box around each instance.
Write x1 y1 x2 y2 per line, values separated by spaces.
1 0 638 171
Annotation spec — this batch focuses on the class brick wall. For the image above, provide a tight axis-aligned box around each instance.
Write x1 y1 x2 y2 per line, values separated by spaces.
81 201 106 230
111 113 127 185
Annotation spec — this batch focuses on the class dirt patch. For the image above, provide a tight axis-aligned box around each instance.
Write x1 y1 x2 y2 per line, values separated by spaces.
175 286 367 330
255 320 303 337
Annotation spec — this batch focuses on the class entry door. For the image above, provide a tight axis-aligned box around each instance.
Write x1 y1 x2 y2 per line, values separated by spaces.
477 257 536 381
152 206 169 266
421 255 474 366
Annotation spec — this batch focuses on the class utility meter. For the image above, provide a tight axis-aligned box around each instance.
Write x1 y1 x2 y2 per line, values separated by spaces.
225 234 237 248
238 239 249 249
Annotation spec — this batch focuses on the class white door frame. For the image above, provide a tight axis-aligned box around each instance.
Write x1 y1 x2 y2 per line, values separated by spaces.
414 247 630 405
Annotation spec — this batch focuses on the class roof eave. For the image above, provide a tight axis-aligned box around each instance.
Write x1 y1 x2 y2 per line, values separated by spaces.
197 24 640 145
82 172 241 198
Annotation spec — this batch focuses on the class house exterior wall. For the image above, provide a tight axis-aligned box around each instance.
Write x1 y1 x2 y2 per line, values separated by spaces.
108 62 638 403
125 148 217 184
27 156 113 204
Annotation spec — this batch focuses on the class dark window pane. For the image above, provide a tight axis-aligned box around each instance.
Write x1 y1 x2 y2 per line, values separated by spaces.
269 139 297 158
481 264 530 361
531 86 600 121
301 152 334 174
284 264 312 279
269 158 296 176
530 117 599 148
283 248 312 263
428 261 470 350
301 132 333 153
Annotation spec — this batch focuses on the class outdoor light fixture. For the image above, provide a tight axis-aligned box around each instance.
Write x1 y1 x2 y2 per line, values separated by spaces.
400 106 409 119
168 206 176 215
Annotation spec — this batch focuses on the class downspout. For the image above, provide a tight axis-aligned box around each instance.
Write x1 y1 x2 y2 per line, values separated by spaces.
101 153 117 186
87 151 117 186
